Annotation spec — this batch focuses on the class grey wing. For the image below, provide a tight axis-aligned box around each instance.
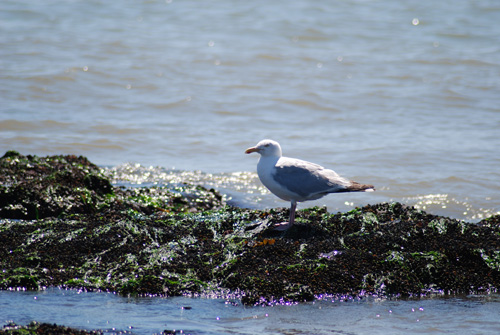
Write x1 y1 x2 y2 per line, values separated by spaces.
273 159 349 198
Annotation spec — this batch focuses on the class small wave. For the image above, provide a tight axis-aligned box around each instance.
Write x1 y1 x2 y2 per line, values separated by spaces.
0 119 73 131
403 194 499 222
104 163 270 208
273 98 340 113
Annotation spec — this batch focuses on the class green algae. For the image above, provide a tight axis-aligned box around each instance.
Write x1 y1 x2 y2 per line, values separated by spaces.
2 201 500 303
1 151 500 304
0 152 113 219
0 268 40 290
476 249 500 272
0 321 101 335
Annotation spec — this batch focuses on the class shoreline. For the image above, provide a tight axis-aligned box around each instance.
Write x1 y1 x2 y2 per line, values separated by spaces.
1 151 500 332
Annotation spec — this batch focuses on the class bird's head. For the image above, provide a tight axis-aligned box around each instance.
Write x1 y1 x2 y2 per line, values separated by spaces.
245 139 282 157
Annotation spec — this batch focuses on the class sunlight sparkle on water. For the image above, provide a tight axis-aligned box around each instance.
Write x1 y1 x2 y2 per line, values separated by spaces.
105 163 265 198
405 194 499 222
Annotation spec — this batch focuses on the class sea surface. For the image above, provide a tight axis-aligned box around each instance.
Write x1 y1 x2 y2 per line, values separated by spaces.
1 288 500 335
1 0 500 221
1 1 500 332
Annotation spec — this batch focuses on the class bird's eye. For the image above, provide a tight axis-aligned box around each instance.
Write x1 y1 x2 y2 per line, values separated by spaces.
264 144 270 147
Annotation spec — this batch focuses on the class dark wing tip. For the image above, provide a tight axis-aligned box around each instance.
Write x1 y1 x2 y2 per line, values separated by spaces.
347 181 375 192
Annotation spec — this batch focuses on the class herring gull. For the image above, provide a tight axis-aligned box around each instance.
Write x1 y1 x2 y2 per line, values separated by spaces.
245 139 375 230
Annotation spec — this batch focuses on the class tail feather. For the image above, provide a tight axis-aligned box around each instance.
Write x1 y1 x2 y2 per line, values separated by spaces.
346 181 375 192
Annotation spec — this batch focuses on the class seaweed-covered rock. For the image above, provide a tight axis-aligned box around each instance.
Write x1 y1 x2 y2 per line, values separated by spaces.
0 321 102 335
1 151 499 305
1 203 499 304
0 151 223 219
0 151 112 219
224 204 500 304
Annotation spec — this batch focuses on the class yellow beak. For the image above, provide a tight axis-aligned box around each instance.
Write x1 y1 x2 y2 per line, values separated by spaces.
245 147 259 154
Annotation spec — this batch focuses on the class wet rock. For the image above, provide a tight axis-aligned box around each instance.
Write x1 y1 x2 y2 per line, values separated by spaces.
0 152 224 220
0 152 112 219
1 151 500 305
0 321 102 334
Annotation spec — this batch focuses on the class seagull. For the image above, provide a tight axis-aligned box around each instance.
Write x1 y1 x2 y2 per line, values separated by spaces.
245 139 375 230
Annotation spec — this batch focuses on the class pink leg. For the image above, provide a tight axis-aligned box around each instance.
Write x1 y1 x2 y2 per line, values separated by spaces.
274 201 297 231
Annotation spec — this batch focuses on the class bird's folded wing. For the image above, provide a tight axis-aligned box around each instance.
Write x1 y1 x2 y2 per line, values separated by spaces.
273 158 350 198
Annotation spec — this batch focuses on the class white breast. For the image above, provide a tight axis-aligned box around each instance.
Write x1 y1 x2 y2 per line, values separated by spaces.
257 156 296 201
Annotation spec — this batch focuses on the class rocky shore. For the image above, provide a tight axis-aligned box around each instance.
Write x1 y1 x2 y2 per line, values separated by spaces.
1 151 500 333
0 321 102 335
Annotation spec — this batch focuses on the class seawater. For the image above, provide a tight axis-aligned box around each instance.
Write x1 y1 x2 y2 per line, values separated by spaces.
1 0 500 222
1 3 500 330
1 288 500 335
